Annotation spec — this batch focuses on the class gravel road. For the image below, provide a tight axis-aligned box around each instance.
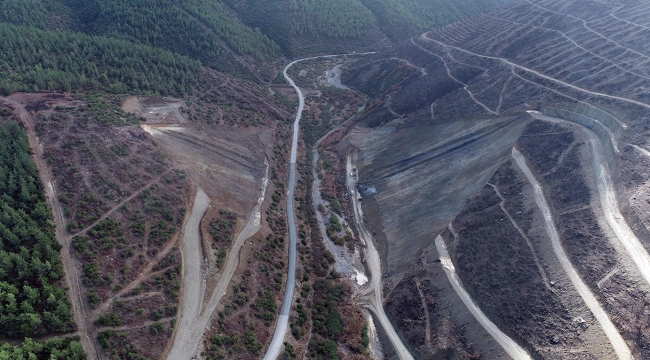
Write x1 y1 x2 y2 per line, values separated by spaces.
167 188 210 360
435 235 532 360
167 162 269 360
513 147 632 360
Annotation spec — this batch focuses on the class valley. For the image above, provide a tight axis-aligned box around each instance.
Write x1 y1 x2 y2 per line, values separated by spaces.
4 0 650 359
333 0 650 358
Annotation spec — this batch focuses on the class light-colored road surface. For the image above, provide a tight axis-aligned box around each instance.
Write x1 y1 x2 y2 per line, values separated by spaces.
434 236 531 360
347 156 415 360
2 98 102 359
167 163 269 360
263 58 304 360
265 53 376 360
528 111 650 289
512 147 633 360
587 130 650 287
167 188 210 360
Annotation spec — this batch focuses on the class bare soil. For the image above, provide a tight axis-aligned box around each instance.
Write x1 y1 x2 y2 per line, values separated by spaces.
0 93 195 359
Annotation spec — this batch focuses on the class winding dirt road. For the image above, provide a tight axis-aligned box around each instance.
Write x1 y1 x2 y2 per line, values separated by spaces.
587 130 650 287
346 156 415 360
167 163 269 360
420 33 650 110
167 188 210 360
434 236 532 360
2 97 102 359
528 111 650 289
512 147 633 360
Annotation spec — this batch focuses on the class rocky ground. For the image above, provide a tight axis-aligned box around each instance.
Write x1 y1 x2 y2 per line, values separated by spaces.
335 0 650 357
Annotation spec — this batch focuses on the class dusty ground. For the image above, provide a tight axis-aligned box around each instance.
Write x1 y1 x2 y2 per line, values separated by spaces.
122 96 185 124
335 0 650 357
1 93 191 359
140 108 276 360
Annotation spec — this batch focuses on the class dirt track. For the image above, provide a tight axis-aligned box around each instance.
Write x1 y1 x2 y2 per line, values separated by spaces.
513 147 632 360
166 188 209 360
435 236 532 360
1 97 102 359
167 162 269 360
347 155 414 360
529 111 650 290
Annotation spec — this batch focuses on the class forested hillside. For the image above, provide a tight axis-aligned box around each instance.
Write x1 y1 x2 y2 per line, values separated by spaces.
56 0 282 64
0 118 75 338
0 0 281 79
0 111 84 357
0 24 199 95
0 0 517 77
0 337 85 359
0 0 526 358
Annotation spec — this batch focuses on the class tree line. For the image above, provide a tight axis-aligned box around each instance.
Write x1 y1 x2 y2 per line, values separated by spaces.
0 119 76 339
26 0 283 68
0 337 85 359
0 24 200 96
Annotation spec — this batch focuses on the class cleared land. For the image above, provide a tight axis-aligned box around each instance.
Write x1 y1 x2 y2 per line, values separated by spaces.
338 0 650 357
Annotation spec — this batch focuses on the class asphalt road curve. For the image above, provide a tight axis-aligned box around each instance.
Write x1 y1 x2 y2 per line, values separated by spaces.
264 52 383 360
262 58 304 360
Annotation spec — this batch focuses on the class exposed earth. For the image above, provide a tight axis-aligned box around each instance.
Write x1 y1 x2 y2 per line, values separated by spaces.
331 0 650 358
9 0 650 359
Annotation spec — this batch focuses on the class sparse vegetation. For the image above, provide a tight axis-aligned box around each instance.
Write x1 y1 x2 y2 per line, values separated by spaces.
209 210 237 245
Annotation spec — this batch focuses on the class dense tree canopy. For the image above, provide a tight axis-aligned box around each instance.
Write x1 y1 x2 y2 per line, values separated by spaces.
0 120 75 338
0 0 518 65
0 337 85 359
0 24 200 96
289 0 377 38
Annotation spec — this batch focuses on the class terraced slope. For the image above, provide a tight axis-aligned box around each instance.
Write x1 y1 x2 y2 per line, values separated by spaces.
339 0 650 357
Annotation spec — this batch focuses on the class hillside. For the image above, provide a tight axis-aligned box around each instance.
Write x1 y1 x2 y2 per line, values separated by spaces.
335 0 650 357
361 0 518 41
0 0 517 83
0 0 575 359
0 106 84 357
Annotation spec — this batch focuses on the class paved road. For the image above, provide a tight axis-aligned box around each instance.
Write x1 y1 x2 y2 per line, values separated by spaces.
265 52 379 360
513 147 633 360
435 236 532 360
263 58 304 360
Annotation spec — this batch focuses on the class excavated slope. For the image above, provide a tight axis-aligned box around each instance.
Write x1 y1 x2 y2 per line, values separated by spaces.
340 0 650 357
341 114 528 276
